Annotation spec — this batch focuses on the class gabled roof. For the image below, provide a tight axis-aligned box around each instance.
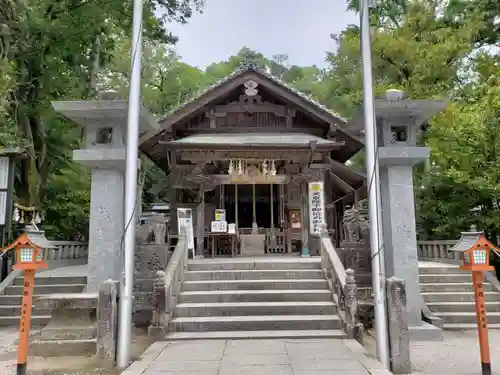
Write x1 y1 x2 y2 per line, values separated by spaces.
140 64 364 164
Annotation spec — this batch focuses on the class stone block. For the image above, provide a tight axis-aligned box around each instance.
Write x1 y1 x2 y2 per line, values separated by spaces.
97 279 119 366
386 277 411 374
35 293 98 341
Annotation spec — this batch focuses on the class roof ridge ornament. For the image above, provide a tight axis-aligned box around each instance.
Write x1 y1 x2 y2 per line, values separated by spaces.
238 59 261 71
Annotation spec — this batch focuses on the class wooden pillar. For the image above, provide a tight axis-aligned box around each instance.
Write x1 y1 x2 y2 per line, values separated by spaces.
235 184 239 230
220 184 225 209
300 182 309 256
279 184 285 228
270 184 275 231
196 187 205 257
252 183 258 233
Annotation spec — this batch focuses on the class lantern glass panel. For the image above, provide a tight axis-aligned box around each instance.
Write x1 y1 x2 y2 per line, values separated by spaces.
20 247 34 262
473 249 487 265
463 252 471 265
35 248 44 262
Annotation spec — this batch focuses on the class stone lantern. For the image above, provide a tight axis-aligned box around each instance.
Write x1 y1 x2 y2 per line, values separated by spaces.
52 92 159 292
376 90 446 339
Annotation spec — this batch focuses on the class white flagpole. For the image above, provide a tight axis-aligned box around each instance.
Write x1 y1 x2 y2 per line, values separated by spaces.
117 0 143 368
359 0 390 369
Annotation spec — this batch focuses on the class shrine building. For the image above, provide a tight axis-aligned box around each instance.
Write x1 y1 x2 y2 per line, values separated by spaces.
139 64 366 257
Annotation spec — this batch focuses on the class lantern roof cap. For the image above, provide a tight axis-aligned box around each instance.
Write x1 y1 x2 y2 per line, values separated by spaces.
1 225 55 254
451 231 498 253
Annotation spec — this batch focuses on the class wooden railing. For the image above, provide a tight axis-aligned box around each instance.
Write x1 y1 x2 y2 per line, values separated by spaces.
46 241 89 261
417 240 459 263
320 231 363 341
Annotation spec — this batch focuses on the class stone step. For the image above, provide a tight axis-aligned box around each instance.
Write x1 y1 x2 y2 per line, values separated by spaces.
188 258 321 271
0 315 50 327
30 338 97 357
436 312 500 324
164 329 347 341
427 301 500 313
420 283 493 293
419 274 473 283
4 284 86 295
443 323 500 331
14 276 87 286
170 314 343 332
184 269 324 281
175 301 337 317
182 279 328 292
422 291 499 303
419 266 462 274
178 289 332 304
0 305 51 316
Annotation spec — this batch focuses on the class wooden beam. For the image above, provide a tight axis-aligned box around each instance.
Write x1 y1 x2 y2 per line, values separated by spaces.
329 170 355 194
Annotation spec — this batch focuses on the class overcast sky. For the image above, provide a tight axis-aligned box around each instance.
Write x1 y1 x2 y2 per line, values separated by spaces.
167 0 358 69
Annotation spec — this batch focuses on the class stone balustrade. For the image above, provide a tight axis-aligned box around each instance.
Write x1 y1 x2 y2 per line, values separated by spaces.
320 230 363 342
417 240 459 263
148 236 188 341
45 241 89 261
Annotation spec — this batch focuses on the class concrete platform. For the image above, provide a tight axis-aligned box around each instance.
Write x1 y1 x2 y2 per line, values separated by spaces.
121 338 391 375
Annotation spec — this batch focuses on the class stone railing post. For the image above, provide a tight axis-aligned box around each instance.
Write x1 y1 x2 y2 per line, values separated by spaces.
386 277 411 374
344 268 363 342
97 279 119 367
148 270 166 341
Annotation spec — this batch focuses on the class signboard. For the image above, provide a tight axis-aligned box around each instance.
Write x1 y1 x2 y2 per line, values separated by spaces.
211 220 227 233
308 181 325 236
215 209 226 222
177 208 194 252
0 157 8 190
290 209 301 229
0 192 6 226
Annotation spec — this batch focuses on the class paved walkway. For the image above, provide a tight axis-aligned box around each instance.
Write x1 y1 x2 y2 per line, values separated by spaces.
122 339 390 375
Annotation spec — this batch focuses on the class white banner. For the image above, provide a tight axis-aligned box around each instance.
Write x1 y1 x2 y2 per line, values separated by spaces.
0 191 6 226
0 157 9 190
177 208 195 252
308 181 326 236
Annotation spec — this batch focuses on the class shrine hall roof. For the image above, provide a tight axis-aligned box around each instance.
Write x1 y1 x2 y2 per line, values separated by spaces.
162 133 344 150
140 63 364 164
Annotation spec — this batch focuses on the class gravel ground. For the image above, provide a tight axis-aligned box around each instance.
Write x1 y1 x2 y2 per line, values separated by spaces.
0 327 148 375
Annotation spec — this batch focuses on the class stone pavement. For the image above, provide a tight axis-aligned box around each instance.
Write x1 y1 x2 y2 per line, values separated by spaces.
122 338 391 375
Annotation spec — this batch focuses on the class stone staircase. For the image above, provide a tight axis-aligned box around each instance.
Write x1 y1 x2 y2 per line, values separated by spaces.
420 263 500 330
0 274 86 327
165 257 346 340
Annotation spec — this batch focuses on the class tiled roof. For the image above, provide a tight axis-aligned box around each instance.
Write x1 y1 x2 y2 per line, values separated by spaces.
172 133 338 146
158 61 347 124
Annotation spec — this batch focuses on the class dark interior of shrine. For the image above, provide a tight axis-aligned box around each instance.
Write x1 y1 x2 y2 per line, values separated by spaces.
224 184 280 228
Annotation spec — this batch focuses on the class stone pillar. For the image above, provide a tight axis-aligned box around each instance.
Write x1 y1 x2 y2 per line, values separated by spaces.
87 167 124 292
97 280 119 366
386 277 411 374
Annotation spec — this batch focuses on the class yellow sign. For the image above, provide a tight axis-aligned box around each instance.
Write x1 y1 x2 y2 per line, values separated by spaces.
311 183 321 192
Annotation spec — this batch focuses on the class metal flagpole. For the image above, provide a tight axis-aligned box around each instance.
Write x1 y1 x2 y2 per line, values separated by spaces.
117 0 143 368
360 0 390 369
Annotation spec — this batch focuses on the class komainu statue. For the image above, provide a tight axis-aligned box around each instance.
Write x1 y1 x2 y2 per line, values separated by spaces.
343 205 369 242
135 213 167 245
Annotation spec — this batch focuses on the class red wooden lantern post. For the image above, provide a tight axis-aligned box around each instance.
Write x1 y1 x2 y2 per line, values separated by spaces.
0 225 54 375
451 231 496 375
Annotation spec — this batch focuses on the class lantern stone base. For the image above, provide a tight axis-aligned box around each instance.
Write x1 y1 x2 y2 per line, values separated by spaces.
30 281 119 366
408 322 443 341
32 293 98 356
